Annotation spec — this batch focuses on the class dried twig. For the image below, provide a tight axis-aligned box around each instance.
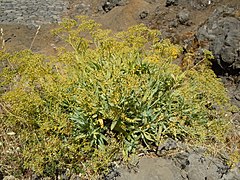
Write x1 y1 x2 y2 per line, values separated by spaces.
29 25 41 50
0 28 5 50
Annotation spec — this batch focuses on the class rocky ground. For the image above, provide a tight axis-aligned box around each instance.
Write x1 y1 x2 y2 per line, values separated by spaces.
0 0 69 25
106 139 240 180
0 0 239 179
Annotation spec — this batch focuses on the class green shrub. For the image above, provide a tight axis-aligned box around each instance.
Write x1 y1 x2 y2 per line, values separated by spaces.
0 16 234 178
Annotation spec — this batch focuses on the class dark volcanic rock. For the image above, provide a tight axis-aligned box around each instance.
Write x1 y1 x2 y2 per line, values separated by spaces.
197 6 240 75
107 147 240 180
220 75 240 107
75 3 90 14
173 149 231 180
144 0 157 4
102 0 128 12
177 9 190 25
185 153 228 180
196 6 240 108
222 166 240 180
105 139 239 180
169 19 178 28
166 0 179 7
188 0 212 10
139 10 149 19
157 138 178 155
115 157 184 180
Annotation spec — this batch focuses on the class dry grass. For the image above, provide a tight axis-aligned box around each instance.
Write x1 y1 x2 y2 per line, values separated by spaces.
29 25 41 50
0 120 22 176
0 28 5 50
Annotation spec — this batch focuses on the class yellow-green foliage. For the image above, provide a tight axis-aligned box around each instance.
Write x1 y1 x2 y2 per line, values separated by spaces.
0 17 234 178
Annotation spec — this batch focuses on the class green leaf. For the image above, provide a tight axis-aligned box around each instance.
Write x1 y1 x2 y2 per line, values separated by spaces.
143 132 154 142
110 121 118 131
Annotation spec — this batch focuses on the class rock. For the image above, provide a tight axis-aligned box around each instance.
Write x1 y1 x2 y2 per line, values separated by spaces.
103 163 121 180
157 138 178 155
75 3 90 15
144 0 157 4
186 154 227 180
177 9 190 25
139 11 149 19
102 0 128 13
165 0 178 7
235 91 240 101
188 0 212 10
110 148 239 180
219 75 240 108
232 92 240 107
221 166 240 180
0 0 69 25
174 151 190 169
197 6 240 75
174 150 231 180
169 19 178 28
116 157 183 180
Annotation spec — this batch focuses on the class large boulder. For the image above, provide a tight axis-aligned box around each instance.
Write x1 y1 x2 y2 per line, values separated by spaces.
197 6 240 75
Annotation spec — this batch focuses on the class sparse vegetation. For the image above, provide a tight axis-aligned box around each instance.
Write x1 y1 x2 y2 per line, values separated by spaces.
0 17 238 179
